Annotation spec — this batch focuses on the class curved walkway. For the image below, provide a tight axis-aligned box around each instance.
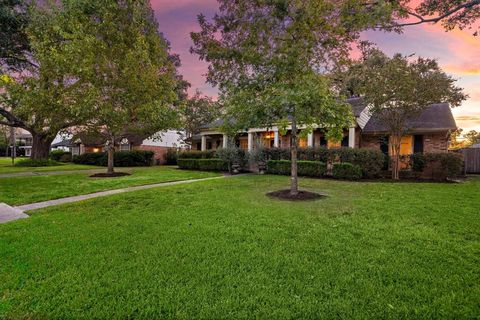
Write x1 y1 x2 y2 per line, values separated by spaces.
1 175 230 224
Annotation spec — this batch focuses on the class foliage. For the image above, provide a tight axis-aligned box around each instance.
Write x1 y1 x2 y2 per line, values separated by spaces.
216 147 248 173
343 45 466 179
181 91 219 145
464 130 480 146
177 150 216 159
14 158 59 167
424 152 464 180
49 150 71 162
332 163 363 180
411 153 427 172
177 158 228 172
73 151 154 167
267 160 327 178
165 148 178 165
190 0 397 194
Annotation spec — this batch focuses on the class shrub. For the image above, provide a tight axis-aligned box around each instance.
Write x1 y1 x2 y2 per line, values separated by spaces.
165 148 178 165
177 150 216 159
73 151 154 167
50 150 72 162
424 152 463 180
267 160 327 177
177 158 228 171
216 147 248 172
15 159 59 167
332 163 363 180
59 153 72 163
411 153 427 172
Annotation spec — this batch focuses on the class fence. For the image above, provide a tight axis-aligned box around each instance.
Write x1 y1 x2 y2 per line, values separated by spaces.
462 148 480 174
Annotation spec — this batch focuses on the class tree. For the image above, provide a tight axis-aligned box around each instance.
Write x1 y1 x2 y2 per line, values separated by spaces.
465 130 480 145
344 47 467 180
0 0 30 71
69 0 179 175
0 1 97 159
182 91 219 146
191 0 394 196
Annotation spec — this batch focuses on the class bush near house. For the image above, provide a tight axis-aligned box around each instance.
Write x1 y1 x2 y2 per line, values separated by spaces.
165 148 178 165
267 160 327 177
332 163 363 180
14 159 60 167
73 151 154 167
177 159 228 172
177 150 216 159
411 152 463 180
216 148 249 173
49 150 72 162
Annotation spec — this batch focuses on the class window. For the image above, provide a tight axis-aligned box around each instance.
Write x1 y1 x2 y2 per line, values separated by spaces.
320 136 327 147
414 135 424 153
299 138 307 148
328 140 341 149
399 135 413 155
341 136 349 147
119 143 130 151
379 136 389 155
239 139 248 150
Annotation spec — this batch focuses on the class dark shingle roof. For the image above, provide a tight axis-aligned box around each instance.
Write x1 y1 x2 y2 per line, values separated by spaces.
363 103 457 133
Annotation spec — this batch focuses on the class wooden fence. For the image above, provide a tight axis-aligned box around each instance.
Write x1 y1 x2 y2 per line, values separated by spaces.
462 148 480 174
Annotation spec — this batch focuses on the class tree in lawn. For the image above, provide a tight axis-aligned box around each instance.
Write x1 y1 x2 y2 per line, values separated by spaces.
73 0 179 175
344 46 467 180
0 3 95 159
181 91 219 147
191 0 397 196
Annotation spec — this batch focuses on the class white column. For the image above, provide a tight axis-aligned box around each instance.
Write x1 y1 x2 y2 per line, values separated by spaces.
222 134 228 148
307 133 314 147
247 132 254 152
201 135 207 151
274 130 279 148
348 127 356 148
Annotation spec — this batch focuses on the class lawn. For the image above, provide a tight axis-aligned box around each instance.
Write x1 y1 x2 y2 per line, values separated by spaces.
0 175 479 319
0 157 101 174
0 166 220 205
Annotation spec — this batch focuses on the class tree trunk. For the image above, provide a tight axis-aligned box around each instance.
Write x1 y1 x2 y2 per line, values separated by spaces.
290 117 299 196
31 133 54 160
391 135 401 180
107 146 115 174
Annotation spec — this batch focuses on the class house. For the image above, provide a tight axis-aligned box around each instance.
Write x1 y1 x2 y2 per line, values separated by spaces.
52 130 186 164
193 97 457 159
5 129 33 157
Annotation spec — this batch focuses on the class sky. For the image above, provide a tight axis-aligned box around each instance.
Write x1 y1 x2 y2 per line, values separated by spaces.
151 0 480 133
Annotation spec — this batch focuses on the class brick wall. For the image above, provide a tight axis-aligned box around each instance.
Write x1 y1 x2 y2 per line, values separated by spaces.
423 132 449 153
360 135 381 150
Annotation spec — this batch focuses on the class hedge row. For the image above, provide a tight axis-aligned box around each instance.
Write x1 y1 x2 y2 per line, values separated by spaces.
177 150 216 159
266 160 362 180
49 150 72 162
177 159 229 171
14 159 60 167
73 151 154 167
410 152 463 180
258 147 385 178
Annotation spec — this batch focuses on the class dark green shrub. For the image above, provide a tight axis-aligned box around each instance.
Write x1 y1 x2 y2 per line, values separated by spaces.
166 148 178 165
15 159 59 167
59 153 72 163
177 158 228 171
177 150 216 159
424 152 463 180
267 160 327 177
73 151 154 167
50 150 70 161
411 153 427 172
332 163 362 180
177 159 198 170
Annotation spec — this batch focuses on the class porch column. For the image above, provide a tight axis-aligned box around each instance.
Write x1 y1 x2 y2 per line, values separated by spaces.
348 127 356 148
247 132 254 152
201 135 207 151
307 133 314 147
274 130 279 148
222 134 228 148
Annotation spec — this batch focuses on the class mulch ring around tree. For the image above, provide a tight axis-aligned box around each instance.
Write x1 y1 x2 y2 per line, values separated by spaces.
90 172 131 178
266 189 326 201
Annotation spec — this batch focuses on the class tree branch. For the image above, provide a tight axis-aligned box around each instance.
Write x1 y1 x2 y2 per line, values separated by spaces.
397 0 480 27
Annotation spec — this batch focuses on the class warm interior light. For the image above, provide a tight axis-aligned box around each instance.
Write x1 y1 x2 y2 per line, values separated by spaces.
93 148 100 153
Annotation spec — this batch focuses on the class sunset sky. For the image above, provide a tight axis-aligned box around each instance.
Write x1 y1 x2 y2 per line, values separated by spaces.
151 0 480 133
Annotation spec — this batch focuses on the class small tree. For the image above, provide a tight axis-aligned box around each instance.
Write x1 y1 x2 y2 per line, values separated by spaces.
69 0 179 175
181 91 219 147
191 0 393 196
345 47 467 179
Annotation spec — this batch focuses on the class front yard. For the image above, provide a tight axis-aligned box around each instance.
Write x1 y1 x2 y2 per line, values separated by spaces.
0 174 478 318
0 157 101 174
0 166 220 205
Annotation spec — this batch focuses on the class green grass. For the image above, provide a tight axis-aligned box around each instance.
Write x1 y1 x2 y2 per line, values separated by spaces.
0 175 479 319
0 166 220 205
0 157 101 174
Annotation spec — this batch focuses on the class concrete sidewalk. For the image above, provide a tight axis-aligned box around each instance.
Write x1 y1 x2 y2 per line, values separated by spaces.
0 175 229 224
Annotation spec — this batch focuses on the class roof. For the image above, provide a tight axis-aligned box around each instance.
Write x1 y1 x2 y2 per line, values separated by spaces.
200 98 367 130
51 139 76 148
363 103 457 133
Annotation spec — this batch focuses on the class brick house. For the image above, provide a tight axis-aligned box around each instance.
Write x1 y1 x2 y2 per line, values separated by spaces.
193 97 457 159
52 130 186 164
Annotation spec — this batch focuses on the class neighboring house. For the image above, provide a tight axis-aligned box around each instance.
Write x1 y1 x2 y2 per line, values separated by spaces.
7 129 33 157
193 97 457 159
52 130 186 164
